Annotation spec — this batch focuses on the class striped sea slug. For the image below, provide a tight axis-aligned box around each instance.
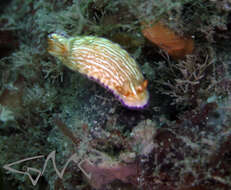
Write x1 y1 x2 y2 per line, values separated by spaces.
47 33 149 109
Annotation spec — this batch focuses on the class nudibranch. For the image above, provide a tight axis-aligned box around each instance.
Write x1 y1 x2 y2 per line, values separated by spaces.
47 33 149 108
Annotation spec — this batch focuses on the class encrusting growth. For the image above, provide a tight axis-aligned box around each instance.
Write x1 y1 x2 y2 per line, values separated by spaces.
142 22 194 59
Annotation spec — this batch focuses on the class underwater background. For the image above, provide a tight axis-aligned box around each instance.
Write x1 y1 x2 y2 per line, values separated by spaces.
0 0 231 189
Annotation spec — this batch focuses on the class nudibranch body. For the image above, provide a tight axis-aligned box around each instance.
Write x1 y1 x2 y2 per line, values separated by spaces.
48 33 149 108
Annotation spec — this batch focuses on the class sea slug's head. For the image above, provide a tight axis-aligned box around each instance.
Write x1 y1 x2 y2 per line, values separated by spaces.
47 33 68 59
116 80 149 109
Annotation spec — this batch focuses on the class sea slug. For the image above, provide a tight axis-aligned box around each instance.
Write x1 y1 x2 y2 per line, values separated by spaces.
48 33 149 108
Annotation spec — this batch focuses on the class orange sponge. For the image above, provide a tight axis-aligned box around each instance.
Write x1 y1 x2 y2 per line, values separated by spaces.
142 22 194 59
